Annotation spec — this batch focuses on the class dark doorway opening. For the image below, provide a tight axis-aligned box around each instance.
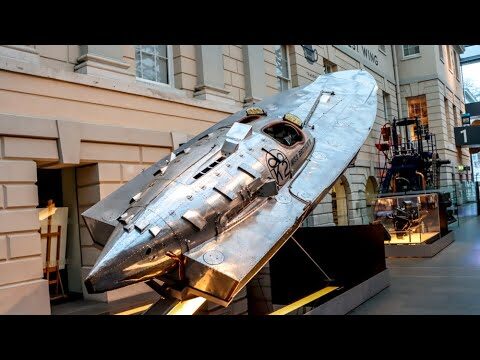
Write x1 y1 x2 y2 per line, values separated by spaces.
37 169 63 208
37 168 82 304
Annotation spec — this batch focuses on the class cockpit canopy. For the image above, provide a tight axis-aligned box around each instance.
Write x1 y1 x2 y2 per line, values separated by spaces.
262 122 304 147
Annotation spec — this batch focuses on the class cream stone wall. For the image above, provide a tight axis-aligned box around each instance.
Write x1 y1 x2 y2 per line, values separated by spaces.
0 44 240 312
0 156 50 314
173 45 197 97
0 44 469 314
264 45 279 96
223 45 246 105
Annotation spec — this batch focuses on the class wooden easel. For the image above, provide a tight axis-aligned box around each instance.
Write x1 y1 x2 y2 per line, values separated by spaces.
40 200 66 300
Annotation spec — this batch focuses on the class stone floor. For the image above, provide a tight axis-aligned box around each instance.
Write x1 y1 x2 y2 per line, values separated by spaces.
350 211 480 315
51 291 160 315
53 202 480 315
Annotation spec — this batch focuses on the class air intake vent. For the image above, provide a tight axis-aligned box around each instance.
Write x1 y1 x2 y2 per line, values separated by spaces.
193 156 226 180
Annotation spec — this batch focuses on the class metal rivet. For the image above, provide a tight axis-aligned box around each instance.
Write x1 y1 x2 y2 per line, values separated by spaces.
169 210 175 216
201 185 206 190
226 163 231 167
187 195 193 200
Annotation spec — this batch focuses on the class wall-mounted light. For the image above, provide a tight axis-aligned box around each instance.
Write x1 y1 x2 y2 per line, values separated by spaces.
301 45 318 64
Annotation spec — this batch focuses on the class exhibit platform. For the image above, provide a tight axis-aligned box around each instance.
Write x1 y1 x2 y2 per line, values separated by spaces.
385 231 455 258
386 232 438 244
268 224 389 315
305 269 390 315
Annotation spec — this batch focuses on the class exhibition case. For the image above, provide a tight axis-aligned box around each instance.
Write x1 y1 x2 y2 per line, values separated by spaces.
373 193 441 244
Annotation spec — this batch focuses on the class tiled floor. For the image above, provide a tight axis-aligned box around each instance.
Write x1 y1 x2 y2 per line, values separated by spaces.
349 214 480 314
51 291 160 315
53 203 480 315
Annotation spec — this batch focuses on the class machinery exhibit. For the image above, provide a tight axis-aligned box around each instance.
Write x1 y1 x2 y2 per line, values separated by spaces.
388 200 428 237
375 116 450 194
81 69 382 313
373 111 458 253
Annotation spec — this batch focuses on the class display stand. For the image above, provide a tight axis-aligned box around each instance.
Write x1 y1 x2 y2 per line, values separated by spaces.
136 224 389 315
374 191 455 258
39 200 66 300
267 224 390 315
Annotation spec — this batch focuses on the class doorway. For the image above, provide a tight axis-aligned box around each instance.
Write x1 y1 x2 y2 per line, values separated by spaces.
332 177 349 226
37 168 82 303
365 176 378 223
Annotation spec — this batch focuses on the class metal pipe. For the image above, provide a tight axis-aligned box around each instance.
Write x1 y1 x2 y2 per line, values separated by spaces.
392 45 403 118
416 171 426 190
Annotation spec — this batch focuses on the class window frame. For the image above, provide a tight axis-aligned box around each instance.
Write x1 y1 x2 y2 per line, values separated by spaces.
453 50 460 81
445 97 453 141
135 45 175 87
324 59 338 74
274 45 291 92
382 91 391 122
407 94 429 128
402 45 421 60
453 104 461 127
446 45 454 73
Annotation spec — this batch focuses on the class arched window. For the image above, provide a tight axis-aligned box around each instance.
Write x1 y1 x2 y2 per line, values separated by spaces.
332 179 348 226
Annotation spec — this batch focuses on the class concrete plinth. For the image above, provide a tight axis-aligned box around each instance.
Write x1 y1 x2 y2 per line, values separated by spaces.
385 231 455 258
305 269 390 315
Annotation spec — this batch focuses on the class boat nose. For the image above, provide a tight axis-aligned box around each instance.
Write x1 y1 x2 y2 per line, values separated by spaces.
84 258 122 294
84 216 179 293
84 275 96 294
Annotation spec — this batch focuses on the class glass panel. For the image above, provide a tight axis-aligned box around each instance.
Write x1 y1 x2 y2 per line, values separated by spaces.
135 48 142 78
135 45 170 84
156 58 168 83
374 193 441 244
141 53 156 81
281 59 288 78
156 45 167 58
143 45 155 54
275 45 288 78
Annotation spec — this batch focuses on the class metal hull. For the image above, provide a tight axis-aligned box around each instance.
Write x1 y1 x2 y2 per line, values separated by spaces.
82 69 378 306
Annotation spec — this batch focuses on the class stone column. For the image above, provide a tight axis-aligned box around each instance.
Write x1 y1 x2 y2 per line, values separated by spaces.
0 157 50 314
243 45 267 106
194 45 233 104
76 163 120 302
74 45 134 81
76 161 156 303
